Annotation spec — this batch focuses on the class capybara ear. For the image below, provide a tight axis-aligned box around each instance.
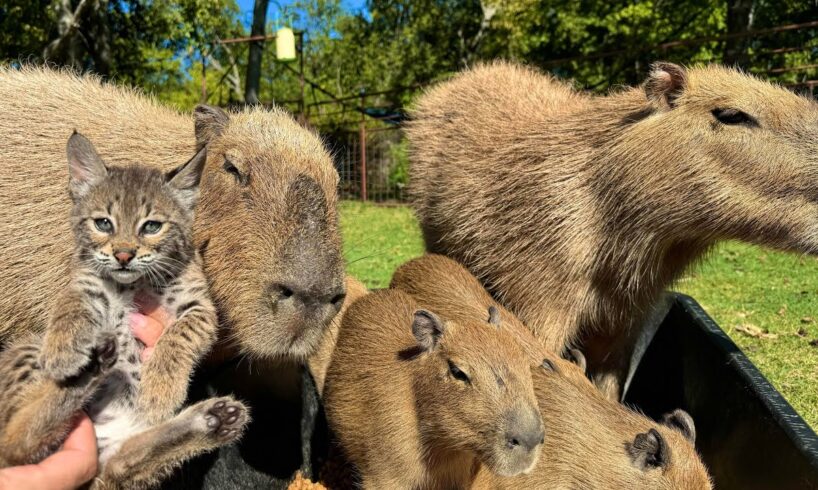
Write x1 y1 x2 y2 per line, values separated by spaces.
194 104 230 149
661 409 697 444
487 306 501 326
166 145 208 209
66 130 107 199
412 309 445 351
564 348 587 374
627 428 669 470
644 62 687 109
540 358 558 373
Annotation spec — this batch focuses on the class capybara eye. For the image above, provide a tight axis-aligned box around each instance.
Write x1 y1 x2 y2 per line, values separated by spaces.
331 293 346 306
711 107 758 127
448 360 470 384
140 220 163 235
94 217 113 233
223 159 246 185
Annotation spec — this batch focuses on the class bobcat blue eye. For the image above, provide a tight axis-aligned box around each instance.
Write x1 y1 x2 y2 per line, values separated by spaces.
141 220 163 235
94 218 113 233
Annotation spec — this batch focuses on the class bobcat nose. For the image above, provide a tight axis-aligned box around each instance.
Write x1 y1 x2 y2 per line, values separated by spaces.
114 249 136 266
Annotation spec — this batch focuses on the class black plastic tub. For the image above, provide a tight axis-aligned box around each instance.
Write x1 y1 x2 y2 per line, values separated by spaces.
625 293 818 490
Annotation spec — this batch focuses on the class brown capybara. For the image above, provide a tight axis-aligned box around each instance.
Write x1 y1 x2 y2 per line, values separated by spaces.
391 253 587 382
472 367 712 489
407 60 818 397
390 255 710 488
323 289 544 489
307 275 368 395
0 66 345 361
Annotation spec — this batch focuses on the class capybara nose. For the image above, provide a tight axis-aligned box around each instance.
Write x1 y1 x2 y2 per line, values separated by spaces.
505 409 545 452
272 282 346 312
114 249 136 266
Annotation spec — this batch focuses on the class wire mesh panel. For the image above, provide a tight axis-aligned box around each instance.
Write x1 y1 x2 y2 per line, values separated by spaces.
325 126 408 203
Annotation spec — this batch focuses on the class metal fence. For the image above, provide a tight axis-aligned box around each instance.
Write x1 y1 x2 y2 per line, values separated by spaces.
328 126 407 203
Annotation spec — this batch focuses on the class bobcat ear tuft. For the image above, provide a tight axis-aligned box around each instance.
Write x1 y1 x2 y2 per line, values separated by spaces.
67 131 107 200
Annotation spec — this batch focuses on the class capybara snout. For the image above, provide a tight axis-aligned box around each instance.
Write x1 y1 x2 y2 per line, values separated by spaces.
494 403 545 476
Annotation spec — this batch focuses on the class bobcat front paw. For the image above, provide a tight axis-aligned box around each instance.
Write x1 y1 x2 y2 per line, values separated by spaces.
199 397 249 444
39 326 97 381
60 335 118 387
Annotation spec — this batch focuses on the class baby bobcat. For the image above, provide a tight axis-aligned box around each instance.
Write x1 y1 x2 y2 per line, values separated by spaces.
0 132 249 488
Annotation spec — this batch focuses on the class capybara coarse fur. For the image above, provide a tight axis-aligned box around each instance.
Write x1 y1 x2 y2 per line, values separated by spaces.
307 275 368 396
389 254 711 488
0 66 345 361
473 368 712 489
323 289 544 489
408 60 818 397
391 254 583 380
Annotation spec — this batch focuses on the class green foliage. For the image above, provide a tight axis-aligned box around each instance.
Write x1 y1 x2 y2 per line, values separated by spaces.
386 138 410 188
0 1 55 63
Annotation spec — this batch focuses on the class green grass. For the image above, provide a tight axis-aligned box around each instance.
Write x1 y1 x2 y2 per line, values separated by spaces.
340 201 818 429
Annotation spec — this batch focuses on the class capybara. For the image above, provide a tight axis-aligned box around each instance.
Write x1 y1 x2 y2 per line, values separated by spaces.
473 368 712 489
407 60 818 397
323 289 544 489
391 253 585 382
390 255 711 489
0 66 345 361
307 275 369 396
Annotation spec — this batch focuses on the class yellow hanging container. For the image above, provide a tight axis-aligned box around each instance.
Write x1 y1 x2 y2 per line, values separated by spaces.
276 27 297 62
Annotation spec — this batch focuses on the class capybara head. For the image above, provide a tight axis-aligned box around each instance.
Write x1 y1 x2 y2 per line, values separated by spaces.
191 105 345 359
524 359 712 489
66 131 205 286
633 62 818 254
410 307 544 477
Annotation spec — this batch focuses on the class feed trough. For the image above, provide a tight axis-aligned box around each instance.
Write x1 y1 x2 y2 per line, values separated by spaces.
626 293 818 490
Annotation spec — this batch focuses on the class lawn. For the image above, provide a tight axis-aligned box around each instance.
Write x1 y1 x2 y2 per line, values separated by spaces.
340 200 818 429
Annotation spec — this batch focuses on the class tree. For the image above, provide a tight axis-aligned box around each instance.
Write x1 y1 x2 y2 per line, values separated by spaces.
245 0 270 104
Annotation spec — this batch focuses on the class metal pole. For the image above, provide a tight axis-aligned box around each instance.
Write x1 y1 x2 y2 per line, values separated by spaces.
359 91 367 202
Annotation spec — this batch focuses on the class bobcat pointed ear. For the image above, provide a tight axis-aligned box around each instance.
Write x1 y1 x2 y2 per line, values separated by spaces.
194 105 229 150
488 306 501 327
166 145 207 209
627 428 669 470
661 409 696 444
67 131 107 199
645 62 687 110
412 309 445 352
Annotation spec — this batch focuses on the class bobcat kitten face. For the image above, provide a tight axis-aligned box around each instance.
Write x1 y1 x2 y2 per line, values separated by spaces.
67 132 206 286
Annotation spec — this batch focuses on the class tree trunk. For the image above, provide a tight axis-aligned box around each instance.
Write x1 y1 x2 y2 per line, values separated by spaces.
244 0 270 105
724 0 754 68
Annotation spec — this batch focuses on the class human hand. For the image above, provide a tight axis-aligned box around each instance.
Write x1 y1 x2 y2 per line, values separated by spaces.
130 292 173 362
0 414 97 490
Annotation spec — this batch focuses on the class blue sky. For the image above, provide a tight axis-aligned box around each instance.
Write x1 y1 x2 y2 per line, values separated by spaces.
234 0 367 28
